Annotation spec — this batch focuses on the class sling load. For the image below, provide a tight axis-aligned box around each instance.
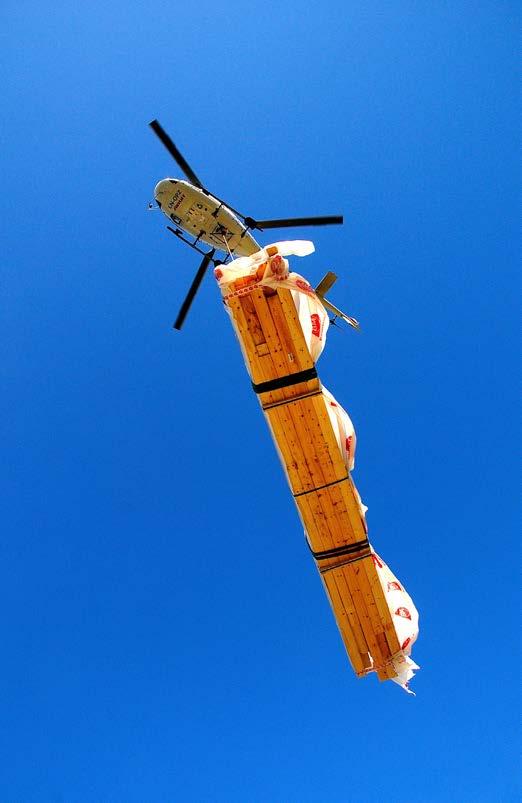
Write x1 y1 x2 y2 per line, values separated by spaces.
214 241 419 693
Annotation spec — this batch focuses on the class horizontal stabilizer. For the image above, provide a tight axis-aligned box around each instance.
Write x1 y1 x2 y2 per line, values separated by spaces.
315 271 337 298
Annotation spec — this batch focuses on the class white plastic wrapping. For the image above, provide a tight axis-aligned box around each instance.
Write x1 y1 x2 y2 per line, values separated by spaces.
322 386 357 471
322 386 368 521
288 283 329 363
371 553 420 693
214 241 329 362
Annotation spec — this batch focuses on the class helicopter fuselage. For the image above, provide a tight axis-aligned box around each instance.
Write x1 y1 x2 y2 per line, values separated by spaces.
154 179 260 257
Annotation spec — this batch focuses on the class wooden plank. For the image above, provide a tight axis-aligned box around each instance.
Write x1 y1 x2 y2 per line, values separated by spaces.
349 560 395 671
236 290 320 408
227 297 258 362
321 570 372 675
334 562 388 670
320 572 368 676
363 557 402 657
266 292 312 371
250 289 291 378
239 292 266 347
310 394 353 479
232 291 294 407
278 290 315 366
287 398 340 485
266 405 317 494
272 403 331 490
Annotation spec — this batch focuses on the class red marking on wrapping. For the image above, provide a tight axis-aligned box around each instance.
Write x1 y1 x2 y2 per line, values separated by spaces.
295 278 314 295
310 313 321 337
372 554 383 569
387 581 402 592
270 254 285 278
395 607 412 620
401 637 411 651
214 268 223 280
346 435 352 455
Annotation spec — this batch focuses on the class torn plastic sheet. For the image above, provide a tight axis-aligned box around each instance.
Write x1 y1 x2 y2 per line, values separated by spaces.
372 553 420 694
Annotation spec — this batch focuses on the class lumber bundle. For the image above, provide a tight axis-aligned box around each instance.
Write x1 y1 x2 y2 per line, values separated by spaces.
218 245 418 689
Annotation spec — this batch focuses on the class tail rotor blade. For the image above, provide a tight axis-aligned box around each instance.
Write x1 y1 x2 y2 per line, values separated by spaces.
149 119 204 189
173 250 215 330
249 215 343 230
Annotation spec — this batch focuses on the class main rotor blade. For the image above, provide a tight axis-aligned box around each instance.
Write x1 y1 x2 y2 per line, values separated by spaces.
248 215 343 230
149 119 204 189
173 250 215 331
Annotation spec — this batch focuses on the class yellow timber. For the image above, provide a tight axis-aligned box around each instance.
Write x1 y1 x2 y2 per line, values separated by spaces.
227 282 402 681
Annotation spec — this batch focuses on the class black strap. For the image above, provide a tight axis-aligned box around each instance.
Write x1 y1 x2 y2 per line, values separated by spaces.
293 475 349 498
309 537 370 562
319 551 371 574
252 367 318 395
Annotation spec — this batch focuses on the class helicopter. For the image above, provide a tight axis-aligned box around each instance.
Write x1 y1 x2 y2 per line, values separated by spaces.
149 119 353 330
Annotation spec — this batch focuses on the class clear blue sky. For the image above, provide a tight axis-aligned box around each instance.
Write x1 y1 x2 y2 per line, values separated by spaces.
2 2 519 801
